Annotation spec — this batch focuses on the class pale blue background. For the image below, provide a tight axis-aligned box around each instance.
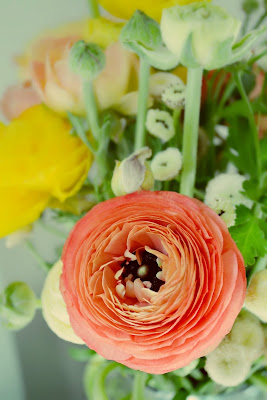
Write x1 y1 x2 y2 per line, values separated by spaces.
0 1 263 399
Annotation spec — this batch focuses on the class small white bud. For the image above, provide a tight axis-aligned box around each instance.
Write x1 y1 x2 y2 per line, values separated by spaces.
205 340 251 387
205 173 253 209
111 147 154 196
245 269 267 323
151 148 182 181
229 310 265 363
149 72 183 99
146 109 175 142
162 81 186 110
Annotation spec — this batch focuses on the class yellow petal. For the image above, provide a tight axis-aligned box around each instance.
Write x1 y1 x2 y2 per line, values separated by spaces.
98 0 211 21
0 105 92 237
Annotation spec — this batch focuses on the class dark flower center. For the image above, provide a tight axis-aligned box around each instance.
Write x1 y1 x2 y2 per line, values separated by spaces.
121 251 164 292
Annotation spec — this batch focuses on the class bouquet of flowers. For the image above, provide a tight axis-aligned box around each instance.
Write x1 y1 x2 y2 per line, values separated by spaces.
1 0 267 398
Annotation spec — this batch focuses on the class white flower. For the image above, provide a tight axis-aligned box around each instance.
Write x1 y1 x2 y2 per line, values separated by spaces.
205 340 251 387
229 310 265 363
151 148 182 181
41 260 84 344
205 173 253 210
162 80 186 110
245 269 267 323
207 197 236 227
149 72 184 99
146 109 175 142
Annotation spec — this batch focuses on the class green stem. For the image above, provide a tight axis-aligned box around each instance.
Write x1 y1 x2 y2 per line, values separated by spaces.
254 10 267 29
83 80 101 142
134 58 150 151
131 371 147 400
87 0 100 18
234 71 261 179
67 112 96 152
241 14 250 36
180 67 203 197
93 362 118 400
24 240 50 273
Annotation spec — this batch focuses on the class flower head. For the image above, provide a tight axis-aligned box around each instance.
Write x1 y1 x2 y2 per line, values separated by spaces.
0 105 92 238
61 191 246 374
151 148 183 181
245 269 267 322
146 109 175 142
42 260 84 344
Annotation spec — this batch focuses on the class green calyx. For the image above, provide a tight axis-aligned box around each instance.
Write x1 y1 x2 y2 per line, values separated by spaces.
0 282 37 331
242 0 259 14
69 40 106 81
161 2 267 70
120 10 179 70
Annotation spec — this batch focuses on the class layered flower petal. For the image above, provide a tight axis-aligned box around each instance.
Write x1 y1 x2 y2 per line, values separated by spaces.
61 191 246 374
0 105 92 237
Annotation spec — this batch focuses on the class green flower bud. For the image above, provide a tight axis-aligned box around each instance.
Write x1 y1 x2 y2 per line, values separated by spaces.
146 109 175 142
0 282 37 331
242 0 259 14
229 310 265 363
69 40 106 81
162 80 186 110
205 340 251 387
245 269 267 323
151 148 183 181
120 10 179 70
111 147 154 197
42 260 84 344
161 2 266 70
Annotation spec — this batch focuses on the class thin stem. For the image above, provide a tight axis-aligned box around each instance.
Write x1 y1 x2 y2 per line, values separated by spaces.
134 58 150 151
180 67 203 197
93 362 118 400
131 371 147 400
241 14 250 36
87 0 100 18
254 10 267 29
24 240 50 273
37 220 67 240
67 112 96 152
83 80 101 142
234 71 261 179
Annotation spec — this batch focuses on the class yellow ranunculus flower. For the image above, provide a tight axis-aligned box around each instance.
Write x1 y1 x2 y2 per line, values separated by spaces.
0 105 92 238
98 0 210 21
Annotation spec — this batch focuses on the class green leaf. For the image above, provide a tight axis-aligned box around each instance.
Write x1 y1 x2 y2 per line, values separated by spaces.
68 347 95 362
229 205 267 265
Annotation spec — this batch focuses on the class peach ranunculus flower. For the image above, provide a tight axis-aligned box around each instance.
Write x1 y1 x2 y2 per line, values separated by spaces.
98 0 211 21
61 191 246 374
15 18 138 116
0 105 92 238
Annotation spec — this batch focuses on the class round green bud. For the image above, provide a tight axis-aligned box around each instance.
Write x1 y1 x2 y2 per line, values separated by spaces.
161 3 241 69
69 40 106 81
120 10 162 54
111 147 154 197
151 148 183 181
0 282 36 331
242 0 259 14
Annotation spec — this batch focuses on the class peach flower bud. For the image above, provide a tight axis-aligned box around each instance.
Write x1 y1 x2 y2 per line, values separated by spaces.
61 191 246 374
41 260 84 344
245 269 267 323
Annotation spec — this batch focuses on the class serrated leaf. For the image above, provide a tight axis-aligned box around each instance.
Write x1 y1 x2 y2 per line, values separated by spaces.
229 205 267 265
